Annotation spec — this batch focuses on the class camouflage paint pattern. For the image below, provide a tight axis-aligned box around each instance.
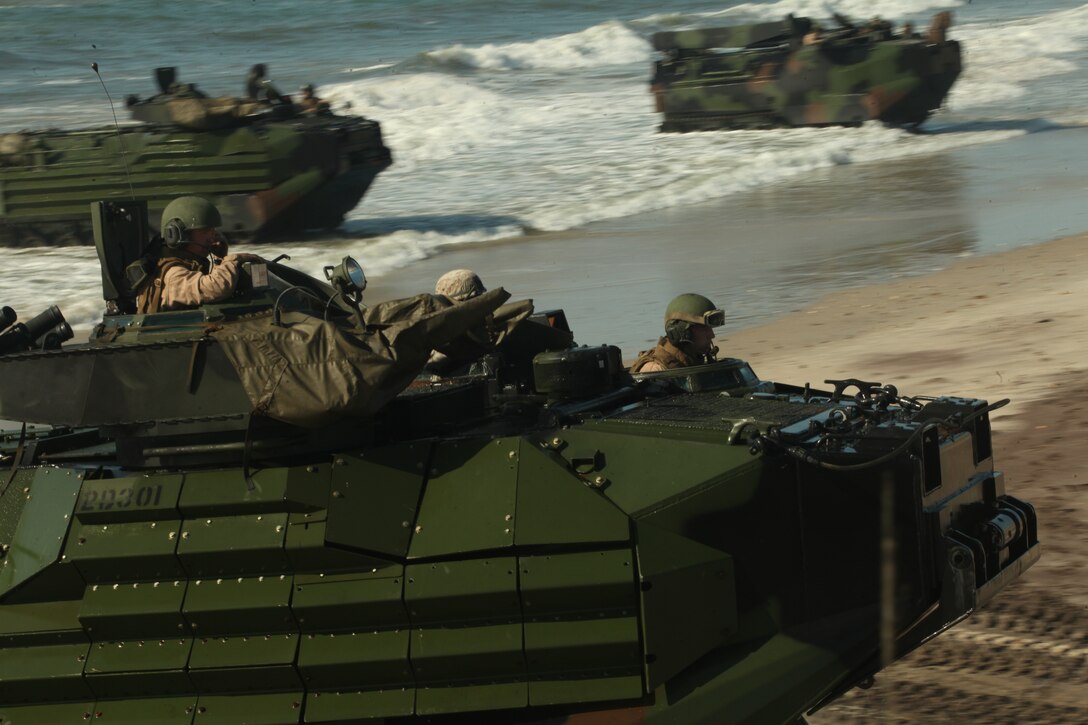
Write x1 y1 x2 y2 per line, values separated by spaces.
651 14 961 131
0 97 391 247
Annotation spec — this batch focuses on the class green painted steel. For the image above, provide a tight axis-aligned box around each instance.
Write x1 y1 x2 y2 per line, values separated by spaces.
407 439 519 559
0 600 84 646
192 692 304 725
325 446 428 558
558 424 763 517
406 557 525 712
513 441 630 547
0 700 99 724
0 468 85 602
78 580 187 641
636 522 737 689
0 223 1041 722
83 637 193 698
521 549 642 706
0 642 93 703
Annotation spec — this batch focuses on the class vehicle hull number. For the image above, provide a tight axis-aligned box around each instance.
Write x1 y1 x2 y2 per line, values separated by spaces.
79 483 164 512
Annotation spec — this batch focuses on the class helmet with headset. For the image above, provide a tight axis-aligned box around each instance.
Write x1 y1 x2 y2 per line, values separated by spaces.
160 196 222 249
663 293 725 347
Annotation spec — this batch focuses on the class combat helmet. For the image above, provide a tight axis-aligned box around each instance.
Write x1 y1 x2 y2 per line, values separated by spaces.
435 269 486 303
664 293 725 328
160 196 222 248
160 196 222 236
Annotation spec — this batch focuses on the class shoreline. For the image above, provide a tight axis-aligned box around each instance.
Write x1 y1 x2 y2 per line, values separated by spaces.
364 124 1088 358
723 226 1088 607
722 230 1087 430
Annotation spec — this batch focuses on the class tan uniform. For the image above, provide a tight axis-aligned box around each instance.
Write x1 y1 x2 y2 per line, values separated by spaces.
297 96 330 114
136 252 248 313
630 337 696 373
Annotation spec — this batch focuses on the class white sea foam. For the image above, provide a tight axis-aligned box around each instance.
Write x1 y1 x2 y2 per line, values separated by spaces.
322 68 1026 288
423 21 650 71
323 74 565 166
338 63 396 74
4 0 1084 324
949 5 1088 114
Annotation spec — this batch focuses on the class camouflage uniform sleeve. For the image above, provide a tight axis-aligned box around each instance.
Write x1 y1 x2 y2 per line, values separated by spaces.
160 258 241 310
636 360 668 373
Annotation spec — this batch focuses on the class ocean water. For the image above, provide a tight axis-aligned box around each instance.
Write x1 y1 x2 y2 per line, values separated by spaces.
2 0 1088 328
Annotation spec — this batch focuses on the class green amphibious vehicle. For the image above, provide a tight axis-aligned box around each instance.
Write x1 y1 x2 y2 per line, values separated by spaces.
651 12 962 131
0 201 1038 723
0 68 392 247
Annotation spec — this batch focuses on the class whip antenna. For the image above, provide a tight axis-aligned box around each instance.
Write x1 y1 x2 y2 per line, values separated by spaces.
91 62 136 200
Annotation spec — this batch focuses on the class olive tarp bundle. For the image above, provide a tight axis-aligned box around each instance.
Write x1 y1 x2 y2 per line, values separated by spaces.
218 288 515 428
0 289 513 430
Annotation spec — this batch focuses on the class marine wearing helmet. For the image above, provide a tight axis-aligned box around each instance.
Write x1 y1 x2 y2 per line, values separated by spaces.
135 196 266 314
435 269 486 303
426 269 490 375
297 84 331 115
630 293 724 373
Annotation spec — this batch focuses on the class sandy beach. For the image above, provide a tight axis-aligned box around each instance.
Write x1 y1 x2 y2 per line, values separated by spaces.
728 232 1088 723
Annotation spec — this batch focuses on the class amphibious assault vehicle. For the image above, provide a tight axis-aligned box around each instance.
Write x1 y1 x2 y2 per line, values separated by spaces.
651 12 962 131
0 68 392 247
0 200 1038 723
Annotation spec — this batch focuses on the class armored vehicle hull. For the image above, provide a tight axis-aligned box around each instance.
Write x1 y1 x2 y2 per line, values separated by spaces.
651 13 962 131
0 77 391 247
0 202 1039 723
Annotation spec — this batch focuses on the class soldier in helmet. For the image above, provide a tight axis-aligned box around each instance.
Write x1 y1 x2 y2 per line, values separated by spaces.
434 269 486 303
245 64 267 99
297 84 331 115
245 63 283 104
630 293 725 373
427 269 489 375
135 196 266 314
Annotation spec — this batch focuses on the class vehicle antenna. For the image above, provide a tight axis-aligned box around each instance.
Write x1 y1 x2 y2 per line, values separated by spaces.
90 62 137 200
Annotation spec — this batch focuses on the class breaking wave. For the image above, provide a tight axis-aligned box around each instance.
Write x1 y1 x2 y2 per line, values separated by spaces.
422 21 649 71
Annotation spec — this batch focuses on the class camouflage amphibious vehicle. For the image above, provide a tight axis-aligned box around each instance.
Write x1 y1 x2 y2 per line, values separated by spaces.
0 68 392 247
0 201 1038 723
651 12 962 131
